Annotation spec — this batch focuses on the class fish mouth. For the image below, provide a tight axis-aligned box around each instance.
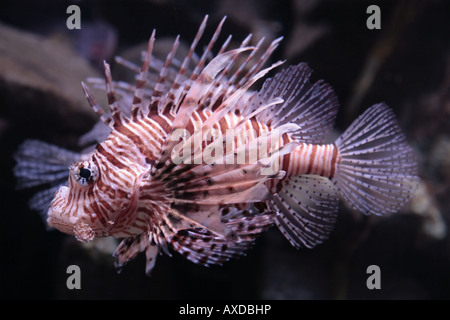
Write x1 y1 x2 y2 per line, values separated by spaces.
47 205 73 235
46 186 76 234
47 205 96 242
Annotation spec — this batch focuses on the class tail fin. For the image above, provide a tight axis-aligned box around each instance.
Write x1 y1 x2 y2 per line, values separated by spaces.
333 103 420 216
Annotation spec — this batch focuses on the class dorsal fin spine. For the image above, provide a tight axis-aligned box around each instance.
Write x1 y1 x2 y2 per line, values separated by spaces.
153 35 180 112
131 29 156 121
238 36 283 87
161 15 208 115
81 81 114 128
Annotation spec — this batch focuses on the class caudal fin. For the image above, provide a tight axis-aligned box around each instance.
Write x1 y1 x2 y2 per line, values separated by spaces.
333 103 419 216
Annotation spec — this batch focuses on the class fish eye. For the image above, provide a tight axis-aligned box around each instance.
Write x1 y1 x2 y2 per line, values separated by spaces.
71 161 98 186
79 167 92 179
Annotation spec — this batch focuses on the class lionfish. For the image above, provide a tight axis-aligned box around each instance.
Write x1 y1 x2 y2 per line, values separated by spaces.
14 16 419 275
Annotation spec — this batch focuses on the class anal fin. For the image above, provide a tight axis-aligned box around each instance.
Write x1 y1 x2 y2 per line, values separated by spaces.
269 174 339 249
169 206 274 267
167 205 239 241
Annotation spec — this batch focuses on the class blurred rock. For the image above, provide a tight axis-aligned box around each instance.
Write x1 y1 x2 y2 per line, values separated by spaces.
283 0 328 61
215 0 282 46
429 136 450 185
74 21 118 69
0 22 106 135
284 23 328 61
408 181 446 240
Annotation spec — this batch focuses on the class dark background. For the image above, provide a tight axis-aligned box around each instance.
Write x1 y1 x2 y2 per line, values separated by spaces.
1 0 449 299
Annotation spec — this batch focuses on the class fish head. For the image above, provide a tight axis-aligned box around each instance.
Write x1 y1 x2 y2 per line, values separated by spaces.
47 155 140 242
47 159 103 242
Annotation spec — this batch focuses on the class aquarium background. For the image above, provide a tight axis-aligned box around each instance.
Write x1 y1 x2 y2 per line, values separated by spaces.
1 0 449 299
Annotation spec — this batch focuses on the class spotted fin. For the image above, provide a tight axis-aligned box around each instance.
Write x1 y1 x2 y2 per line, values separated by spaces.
170 229 249 267
166 205 239 241
169 208 274 267
269 175 339 248
333 103 420 215
255 63 339 142
113 233 159 275
115 206 274 273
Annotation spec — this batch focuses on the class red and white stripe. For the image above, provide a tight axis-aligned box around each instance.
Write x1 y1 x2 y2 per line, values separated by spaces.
286 143 339 178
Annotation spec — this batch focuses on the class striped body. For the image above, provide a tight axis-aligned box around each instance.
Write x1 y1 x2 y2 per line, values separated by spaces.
287 143 337 178
49 108 339 240
42 16 418 275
